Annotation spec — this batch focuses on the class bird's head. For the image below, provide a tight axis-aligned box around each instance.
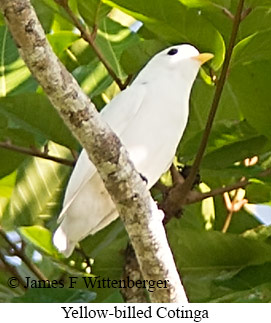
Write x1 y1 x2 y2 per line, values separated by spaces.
138 44 214 86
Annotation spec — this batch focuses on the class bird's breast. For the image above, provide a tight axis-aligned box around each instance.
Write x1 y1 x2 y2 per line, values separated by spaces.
120 89 189 188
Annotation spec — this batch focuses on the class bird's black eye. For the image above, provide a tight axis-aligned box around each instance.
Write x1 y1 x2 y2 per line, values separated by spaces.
167 48 178 55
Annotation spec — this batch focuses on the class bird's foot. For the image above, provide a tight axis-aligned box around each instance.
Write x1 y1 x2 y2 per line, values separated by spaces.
177 165 201 188
140 173 148 184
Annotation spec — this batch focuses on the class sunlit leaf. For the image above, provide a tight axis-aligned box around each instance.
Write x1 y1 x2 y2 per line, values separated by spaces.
103 0 225 69
2 142 71 229
232 29 271 67
0 27 37 96
0 171 16 218
19 225 58 256
47 32 80 56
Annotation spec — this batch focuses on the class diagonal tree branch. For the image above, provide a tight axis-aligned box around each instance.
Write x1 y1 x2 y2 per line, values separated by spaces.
161 0 246 217
0 0 187 303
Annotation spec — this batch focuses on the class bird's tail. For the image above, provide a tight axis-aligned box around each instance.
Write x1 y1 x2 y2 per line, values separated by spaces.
53 226 75 258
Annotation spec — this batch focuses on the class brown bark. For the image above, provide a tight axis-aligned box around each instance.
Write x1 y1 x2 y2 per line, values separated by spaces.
0 0 188 302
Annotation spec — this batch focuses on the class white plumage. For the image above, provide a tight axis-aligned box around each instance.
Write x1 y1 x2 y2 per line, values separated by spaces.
53 44 213 257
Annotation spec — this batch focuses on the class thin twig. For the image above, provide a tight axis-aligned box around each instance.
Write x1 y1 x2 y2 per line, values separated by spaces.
211 3 235 20
91 24 98 41
161 0 246 217
221 157 258 232
55 0 125 90
0 227 48 281
222 189 248 233
170 164 184 185
241 7 252 21
222 8 235 20
222 190 238 233
160 164 270 216
122 74 134 88
0 141 75 167
184 178 249 205
179 0 245 201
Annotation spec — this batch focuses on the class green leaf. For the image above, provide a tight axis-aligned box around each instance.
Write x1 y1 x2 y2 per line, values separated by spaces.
179 120 268 169
0 171 16 198
0 93 78 149
0 171 16 218
0 12 4 26
31 0 74 29
239 6 271 40
232 29 271 67
229 61 271 139
243 225 271 241
179 0 231 8
246 182 271 204
170 202 206 231
47 32 80 56
80 219 128 302
0 27 37 96
167 219 271 301
68 38 97 67
0 269 21 302
195 4 271 48
212 263 271 302
12 287 96 303
120 39 167 75
103 0 225 70
180 78 242 146
202 135 268 169
249 0 271 7
2 142 71 229
0 129 36 177
102 290 124 302
78 0 111 27
19 225 58 256
95 17 138 78
73 59 113 98
72 17 139 96
179 0 212 7
31 0 55 33
212 198 261 234
211 282 271 302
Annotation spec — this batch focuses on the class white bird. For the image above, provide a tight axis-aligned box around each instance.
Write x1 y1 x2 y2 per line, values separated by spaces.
53 44 213 257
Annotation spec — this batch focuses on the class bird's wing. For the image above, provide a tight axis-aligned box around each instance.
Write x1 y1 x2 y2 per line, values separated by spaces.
58 84 146 222
57 149 95 222
101 84 146 135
